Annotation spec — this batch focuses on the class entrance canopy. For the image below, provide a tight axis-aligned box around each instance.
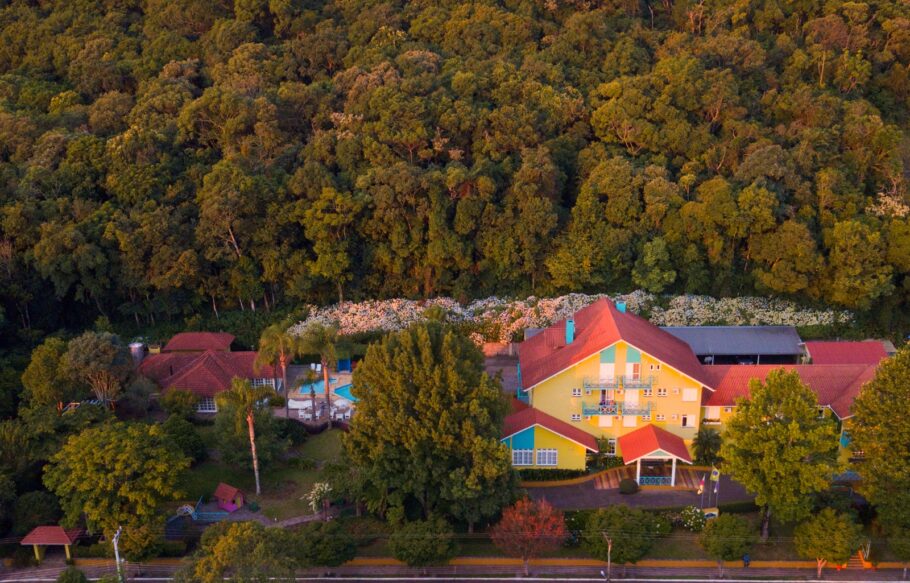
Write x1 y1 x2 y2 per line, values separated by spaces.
618 424 692 464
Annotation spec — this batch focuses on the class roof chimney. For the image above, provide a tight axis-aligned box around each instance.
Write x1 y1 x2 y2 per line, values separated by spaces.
565 318 575 345
616 301 627 313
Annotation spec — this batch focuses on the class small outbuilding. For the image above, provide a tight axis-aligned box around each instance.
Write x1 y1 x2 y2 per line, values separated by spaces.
213 482 244 512
661 325 804 365
20 526 82 562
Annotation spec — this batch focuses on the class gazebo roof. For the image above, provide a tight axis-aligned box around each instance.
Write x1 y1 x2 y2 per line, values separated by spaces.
618 424 692 464
20 526 82 546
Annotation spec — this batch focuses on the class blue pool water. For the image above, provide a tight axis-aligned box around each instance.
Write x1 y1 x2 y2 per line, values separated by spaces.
334 384 357 402
296 377 337 394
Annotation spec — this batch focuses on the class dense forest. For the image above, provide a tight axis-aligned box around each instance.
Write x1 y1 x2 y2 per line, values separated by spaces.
2 0 910 341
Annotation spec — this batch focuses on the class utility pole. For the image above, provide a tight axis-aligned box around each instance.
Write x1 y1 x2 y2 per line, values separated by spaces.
112 526 125 583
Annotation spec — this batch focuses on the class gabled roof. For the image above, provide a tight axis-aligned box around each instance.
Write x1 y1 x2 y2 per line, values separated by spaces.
20 526 82 546
141 351 277 397
163 332 234 353
214 482 242 501
701 364 877 418
805 341 888 365
618 424 692 464
662 326 803 357
519 299 710 390
502 408 598 452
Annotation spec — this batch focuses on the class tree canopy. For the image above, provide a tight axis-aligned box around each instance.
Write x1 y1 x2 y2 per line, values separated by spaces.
3 0 910 339
720 369 840 538
43 421 189 544
794 508 863 577
851 346 910 532
345 322 515 527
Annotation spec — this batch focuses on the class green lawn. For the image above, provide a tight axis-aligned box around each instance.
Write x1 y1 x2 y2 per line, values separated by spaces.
175 427 344 521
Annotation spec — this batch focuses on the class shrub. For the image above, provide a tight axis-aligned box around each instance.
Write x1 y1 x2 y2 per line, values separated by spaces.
74 543 113 558
295 520 356 567
288 457 316 470
517 468 587 481
276 417 309 446
339 517 388 547
247 501 260 512
12 491 62 535
55 567 88 583
161 390 198 419
9 546 37 567
158 540 187 557
388 518 458 567
269 395 286 408
679 505 707 532
162 415 207 463
619 478 639 494
649 512 673 536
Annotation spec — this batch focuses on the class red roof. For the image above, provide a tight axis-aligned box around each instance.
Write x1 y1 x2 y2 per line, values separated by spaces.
618 424 692 463
805 341 887 365
214 482 242 501
140 350 277 397
510 398 530 414
519 299 710 390
20 526 82 546
163 332 234 352
502 407 598 451
701 364 877 418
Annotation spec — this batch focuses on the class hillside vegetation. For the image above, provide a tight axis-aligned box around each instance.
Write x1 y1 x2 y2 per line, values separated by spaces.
2 0 910 339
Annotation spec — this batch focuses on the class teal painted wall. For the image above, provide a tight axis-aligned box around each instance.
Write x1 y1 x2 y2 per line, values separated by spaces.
600 346 616 363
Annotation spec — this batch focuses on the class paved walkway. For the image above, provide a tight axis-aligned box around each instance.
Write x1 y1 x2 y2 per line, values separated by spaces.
528 474 752 510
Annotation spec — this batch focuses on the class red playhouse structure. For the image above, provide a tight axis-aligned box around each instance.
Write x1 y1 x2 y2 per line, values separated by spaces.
213 482 244 512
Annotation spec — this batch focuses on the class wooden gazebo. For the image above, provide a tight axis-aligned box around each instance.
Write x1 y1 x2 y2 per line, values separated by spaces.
20 526 82 562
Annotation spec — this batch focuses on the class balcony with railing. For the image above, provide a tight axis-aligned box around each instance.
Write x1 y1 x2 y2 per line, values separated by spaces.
583 375 654 390
581 401 653 417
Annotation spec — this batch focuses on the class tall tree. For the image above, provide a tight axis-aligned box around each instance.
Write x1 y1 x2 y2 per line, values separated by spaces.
388 518 458 570
490 498 567 576
720 369 840 540
215 378 276 494
61 332 132 406
21 337 73 410
43 422 189 555
850 347 910 532
175 521 294 583
345 322 515 528
256 321 301 418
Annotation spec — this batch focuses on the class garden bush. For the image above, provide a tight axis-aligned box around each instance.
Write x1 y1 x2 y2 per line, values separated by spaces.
678 505 707 532
276 417 309 446
619 478 639 494
162 415 207 463
55 567 88 583
74 543 113 558
288 456 316 470
517 468 587 481
161 390 198 420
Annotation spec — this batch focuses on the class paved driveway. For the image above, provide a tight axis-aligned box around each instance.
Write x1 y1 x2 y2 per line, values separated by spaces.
527 475 752 510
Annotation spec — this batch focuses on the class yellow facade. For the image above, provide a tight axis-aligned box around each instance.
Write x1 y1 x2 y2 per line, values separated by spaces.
502 425 588 470
528 340 703 462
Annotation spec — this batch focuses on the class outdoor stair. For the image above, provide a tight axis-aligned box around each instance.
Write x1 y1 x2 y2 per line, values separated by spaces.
845 551 865 570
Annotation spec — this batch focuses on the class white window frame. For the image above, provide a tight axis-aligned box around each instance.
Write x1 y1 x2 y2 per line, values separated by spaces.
196 396 217 413
642 388 653 397
649 364 661 371
657 388 668 397
723 406 733 413
251 378 274 387
572 387 582 397
682 388 698 402
571 413 581 422
655 414 666 421
641 413 651 422
606 438 616 456
536 449 558 466
681 414 690 427
512 449 533 466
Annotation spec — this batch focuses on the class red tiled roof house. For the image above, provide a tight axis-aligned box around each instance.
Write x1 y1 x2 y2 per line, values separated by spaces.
139 332 279 413
502 298 884 482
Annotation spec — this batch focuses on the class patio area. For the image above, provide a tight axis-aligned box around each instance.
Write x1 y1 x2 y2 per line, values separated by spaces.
285 365 355 422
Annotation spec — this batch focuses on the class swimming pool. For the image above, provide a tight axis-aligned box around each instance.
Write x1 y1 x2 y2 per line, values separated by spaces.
334 384 357 402
295 377 337 394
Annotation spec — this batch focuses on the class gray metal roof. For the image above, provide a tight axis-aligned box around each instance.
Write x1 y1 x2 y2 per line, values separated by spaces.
660 326 803 356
